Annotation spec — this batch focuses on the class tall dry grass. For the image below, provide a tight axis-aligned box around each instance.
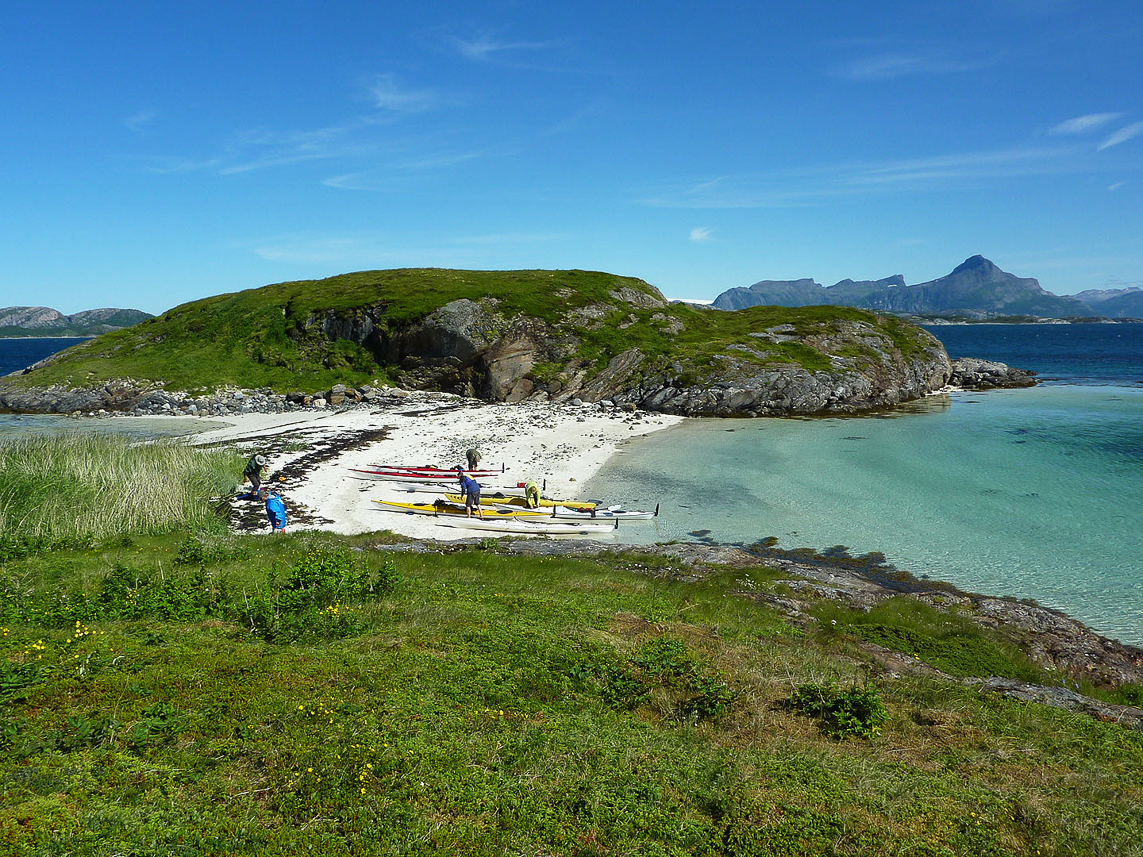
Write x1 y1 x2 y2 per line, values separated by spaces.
0 432 241 539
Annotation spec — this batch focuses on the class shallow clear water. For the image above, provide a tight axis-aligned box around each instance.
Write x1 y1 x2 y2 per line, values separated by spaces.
585 386 1143 646
0 413 220 440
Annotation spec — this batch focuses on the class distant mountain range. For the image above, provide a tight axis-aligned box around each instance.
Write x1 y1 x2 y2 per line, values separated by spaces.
1069 287 1143 319
712 256 1142 319
0 306 153 337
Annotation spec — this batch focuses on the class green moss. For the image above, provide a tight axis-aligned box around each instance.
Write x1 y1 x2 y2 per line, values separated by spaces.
816 597 1045 682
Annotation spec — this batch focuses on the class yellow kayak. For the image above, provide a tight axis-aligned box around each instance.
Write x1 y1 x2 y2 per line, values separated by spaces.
372 499 550 518
444 492 597 511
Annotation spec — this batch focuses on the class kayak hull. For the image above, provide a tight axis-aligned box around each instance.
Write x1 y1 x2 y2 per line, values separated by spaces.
435 518 618 535
372 499 549 518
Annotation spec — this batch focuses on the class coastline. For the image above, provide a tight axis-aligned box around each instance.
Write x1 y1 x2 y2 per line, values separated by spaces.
184 391 684 541
7 390 1142 715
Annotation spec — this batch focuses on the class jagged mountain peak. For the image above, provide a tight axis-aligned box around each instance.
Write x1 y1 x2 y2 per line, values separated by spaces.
711 257 1095 318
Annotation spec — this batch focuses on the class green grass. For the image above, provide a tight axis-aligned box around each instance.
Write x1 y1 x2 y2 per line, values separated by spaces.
7 268 941 397
1 437 1140 855
0 433 241 544
2 533 1141 855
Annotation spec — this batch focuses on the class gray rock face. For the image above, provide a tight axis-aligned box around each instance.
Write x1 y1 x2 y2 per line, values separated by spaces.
0 305 153 335
586 322 953 417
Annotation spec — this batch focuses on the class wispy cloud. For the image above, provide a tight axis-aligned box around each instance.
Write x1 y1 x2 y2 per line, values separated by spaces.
1108 181 1125 191
1049 113 1124 135
689 227 713 242
142 73 460 178
371 74 451 112
450 32 559 62
321 147 493 190
124 111 157 132
644 146 1079 209
218 122 378 175
835 52 995 81
1098 121 1143 151
248 230 570 266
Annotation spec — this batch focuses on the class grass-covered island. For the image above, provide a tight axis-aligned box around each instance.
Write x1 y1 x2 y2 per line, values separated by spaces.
1 268 957 417
2 434 1141 856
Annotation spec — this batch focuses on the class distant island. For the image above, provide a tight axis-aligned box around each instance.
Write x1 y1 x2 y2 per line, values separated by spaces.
0 306 154 338
712 255 1143 321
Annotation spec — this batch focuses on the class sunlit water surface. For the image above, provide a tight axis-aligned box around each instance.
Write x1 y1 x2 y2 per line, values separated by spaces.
586 386 1143 646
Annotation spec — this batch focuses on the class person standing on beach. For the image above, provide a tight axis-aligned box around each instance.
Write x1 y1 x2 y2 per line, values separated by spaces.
243 454 269 492
524 480 540 509
456 466 484 518
258 488 288 533
466 448 482 471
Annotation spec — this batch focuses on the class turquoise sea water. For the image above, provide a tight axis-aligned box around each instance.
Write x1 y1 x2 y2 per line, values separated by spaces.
586 324 1143 647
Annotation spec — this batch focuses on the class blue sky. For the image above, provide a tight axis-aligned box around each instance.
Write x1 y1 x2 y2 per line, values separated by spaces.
2 0 1141 314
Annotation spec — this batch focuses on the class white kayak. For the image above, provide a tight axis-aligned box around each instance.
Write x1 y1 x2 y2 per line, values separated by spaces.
547 503 659 522
435 517 618 536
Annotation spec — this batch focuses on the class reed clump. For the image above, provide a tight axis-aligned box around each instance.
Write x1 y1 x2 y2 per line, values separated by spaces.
0 433 240 541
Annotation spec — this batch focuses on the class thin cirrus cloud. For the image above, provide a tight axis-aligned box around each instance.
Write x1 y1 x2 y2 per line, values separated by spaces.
449 32 560 62
1049 113 1123 135
144 76 447 176
124 111 158 132
371 74 452 112
835 52 995 81
689 227 714 242
644 146 1078 209
1098 121 1143 151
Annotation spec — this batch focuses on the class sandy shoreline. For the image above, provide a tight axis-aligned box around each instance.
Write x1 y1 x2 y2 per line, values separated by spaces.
184 391 683 540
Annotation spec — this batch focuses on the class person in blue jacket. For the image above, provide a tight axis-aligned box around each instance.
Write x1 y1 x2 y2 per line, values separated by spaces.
456 466 484 519
258 488 288 533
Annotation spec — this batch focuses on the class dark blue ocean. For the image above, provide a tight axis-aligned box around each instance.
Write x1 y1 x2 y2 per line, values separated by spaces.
928 322 1143 386
0 336 87 376
584 323 1143 646
0 338 209 439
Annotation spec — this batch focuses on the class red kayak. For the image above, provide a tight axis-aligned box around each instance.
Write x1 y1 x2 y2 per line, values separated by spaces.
365 463 504 476
351 467 502 481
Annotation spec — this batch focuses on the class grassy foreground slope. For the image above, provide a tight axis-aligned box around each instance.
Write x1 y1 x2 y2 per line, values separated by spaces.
2 438 1141 856
9 268 935 395
3 529 1142 856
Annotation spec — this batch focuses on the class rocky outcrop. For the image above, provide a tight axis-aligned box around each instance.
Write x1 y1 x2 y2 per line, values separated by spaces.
593 323 953 417
948 357 1037 389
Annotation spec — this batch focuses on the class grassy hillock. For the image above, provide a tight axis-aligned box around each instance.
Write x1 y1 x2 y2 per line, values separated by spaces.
7 269 937 395
2 436 1141 855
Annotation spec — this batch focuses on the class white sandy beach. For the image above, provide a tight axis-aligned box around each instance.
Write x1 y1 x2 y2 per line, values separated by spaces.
186 391 683 540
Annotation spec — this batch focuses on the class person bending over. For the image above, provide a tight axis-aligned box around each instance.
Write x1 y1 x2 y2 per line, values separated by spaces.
456 466 484 519
524 480 540 509
243 454 269 492
258 488 288 533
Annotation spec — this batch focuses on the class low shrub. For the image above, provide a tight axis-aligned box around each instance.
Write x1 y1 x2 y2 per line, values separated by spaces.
787 680 889 739
242 547 398 644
